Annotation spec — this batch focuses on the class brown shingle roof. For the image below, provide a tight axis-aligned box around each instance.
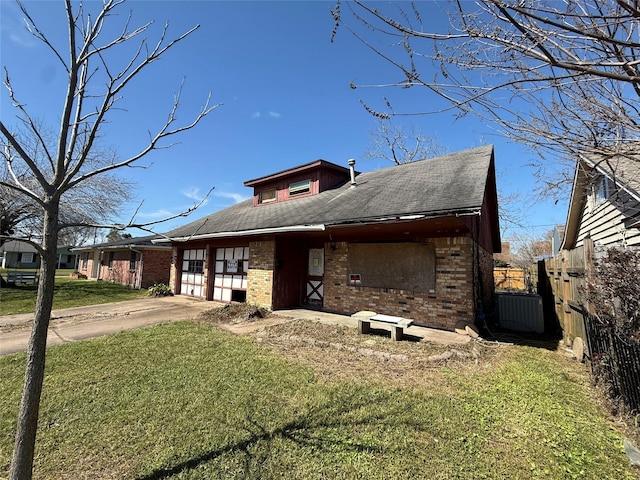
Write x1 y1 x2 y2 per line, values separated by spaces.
161 145 495 241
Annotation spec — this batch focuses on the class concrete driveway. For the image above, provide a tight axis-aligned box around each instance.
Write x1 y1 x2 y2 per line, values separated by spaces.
0 296 218 357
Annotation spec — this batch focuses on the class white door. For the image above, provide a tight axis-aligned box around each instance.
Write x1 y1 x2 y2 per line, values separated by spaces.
305 248 324 306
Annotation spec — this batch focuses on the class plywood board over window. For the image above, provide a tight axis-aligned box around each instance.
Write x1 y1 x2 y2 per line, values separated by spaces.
347 243 436 291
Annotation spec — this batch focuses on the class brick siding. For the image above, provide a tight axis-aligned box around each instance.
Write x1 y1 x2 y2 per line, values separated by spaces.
98 251 136 287
77 248 170 289
323 236 486 330
247 240 275 308
77 252 93 278
140 249 172 288
167 234 494 331
169 246 178 292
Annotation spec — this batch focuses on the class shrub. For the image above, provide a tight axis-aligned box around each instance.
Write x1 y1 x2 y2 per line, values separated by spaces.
584 246 640 341
148 282 173 297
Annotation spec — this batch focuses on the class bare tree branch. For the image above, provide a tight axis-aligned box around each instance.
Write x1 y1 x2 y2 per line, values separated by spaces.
1 2 218 478
364 118 448 164
334 0 640 195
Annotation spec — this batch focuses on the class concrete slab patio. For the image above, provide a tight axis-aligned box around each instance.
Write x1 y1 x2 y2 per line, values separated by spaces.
275 309 471 346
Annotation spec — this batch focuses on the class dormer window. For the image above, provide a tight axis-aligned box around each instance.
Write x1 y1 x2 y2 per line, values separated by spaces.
244 160 352 207
289 179 310 196
259 189 276 204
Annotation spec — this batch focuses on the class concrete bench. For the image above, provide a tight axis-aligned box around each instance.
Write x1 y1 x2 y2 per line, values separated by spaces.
6 272 39 286
356 313 414 341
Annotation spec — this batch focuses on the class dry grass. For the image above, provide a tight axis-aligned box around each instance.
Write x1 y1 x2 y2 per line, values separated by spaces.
197 304 640 445
197 304 505 391
3 308 638 479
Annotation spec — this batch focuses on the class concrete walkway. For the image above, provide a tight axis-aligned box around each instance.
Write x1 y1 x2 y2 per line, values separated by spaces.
1 298 469 357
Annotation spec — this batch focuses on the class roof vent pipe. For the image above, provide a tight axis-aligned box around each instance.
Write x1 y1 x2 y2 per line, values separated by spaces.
348 158 356 187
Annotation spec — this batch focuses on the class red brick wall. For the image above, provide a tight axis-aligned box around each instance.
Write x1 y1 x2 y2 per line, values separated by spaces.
78 248 170 289
478 243 495 316
77 252 93 277
323 236 481 330
140 249 172 288
169 234 495 331
99 251 136 287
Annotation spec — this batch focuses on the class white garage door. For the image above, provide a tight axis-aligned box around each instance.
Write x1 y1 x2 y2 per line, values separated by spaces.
213 247 249 303
180 248 206 297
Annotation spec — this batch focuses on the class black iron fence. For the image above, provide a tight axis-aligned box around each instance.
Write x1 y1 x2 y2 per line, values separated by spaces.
583 311 640 414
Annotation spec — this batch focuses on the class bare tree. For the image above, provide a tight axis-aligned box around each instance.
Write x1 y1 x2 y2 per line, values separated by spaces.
332 0 640 196
106 228 133 242
1 1 218 478
1 125 134 249
508 230 553 268
584 247 640 341
0 185 35 243
364 118 448 164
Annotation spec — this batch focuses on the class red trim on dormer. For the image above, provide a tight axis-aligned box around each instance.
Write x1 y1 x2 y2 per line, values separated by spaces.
244 160 350 187
247 159 354 206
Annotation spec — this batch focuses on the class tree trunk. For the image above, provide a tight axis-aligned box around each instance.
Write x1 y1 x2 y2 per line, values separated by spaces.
9 205 59 480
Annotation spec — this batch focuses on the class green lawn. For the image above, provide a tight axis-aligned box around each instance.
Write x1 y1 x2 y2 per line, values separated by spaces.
1 321 637 479
0 268 74 276
0 278 148 315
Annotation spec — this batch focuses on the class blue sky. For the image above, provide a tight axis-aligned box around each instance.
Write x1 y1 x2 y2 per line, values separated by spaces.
1 0 567 242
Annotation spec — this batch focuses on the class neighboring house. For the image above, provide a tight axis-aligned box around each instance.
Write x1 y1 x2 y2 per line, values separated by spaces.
494 242 511 265
0 240 39 269
56 246 79 269
0 241 79 270
562 154 640 250
155 146 501 331
72 235 172 289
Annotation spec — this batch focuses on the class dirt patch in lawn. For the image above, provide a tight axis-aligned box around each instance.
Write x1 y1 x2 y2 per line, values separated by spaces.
196 304 505 390
254 320 505 389
197 303 272 325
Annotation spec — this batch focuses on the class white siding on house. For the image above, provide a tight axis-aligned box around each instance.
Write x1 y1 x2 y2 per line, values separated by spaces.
575 182 640 248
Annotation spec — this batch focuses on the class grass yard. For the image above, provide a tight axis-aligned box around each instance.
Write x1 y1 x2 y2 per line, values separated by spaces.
1 317 638 479
0 278 148 315
0 268 75 277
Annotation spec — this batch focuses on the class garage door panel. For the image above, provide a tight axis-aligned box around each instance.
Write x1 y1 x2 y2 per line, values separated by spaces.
213 247 249 303
180 249 206 298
